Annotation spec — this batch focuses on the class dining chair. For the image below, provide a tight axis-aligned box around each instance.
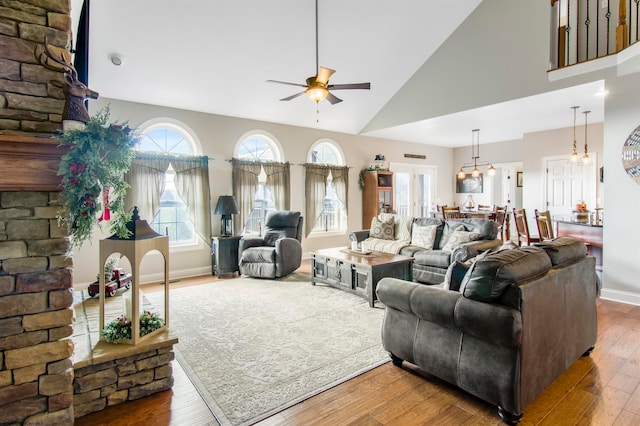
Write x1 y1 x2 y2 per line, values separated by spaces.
534 209 554 241
493 205 508 241
512 208 541 246
442 206 463 219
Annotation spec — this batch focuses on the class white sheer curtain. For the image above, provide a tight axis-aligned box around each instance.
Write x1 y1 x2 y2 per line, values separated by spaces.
125 153 211 245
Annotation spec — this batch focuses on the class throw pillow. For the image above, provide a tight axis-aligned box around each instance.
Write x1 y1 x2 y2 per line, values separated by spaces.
441 228 480 252
442 261 471 292
370 216 395 240
411 223 438 249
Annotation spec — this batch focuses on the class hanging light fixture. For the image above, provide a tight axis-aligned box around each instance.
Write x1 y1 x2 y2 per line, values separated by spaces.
570 106 580 162
456 129 496 179
582 110 591 164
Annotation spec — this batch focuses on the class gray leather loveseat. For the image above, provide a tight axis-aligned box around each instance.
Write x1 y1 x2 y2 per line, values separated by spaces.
376 237 598 424
350 217 502 285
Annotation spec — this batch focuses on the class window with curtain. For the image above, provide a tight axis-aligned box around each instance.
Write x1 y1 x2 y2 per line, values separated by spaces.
126 123 211 246
232 133 289 236
305 140 348 237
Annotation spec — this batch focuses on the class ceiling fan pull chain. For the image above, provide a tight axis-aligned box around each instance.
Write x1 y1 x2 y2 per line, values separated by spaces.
316 103 320 123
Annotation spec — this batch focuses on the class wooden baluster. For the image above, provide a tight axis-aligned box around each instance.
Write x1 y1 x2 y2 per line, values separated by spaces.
617 0 629 51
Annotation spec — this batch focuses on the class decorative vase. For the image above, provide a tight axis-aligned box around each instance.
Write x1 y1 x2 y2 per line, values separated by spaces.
464 195 475 211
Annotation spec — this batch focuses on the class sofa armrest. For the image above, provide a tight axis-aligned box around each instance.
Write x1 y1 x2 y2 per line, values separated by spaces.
451 238 502 263
348 230 370 243
376 277 460 328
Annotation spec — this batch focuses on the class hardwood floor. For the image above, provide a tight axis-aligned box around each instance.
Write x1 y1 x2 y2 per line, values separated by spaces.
76 263 640 425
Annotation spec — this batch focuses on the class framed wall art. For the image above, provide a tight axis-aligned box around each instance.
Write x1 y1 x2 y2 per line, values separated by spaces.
456 173 483 193
516 171 523 187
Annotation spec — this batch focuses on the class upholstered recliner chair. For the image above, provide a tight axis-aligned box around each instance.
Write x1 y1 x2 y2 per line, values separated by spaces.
238 210 304 278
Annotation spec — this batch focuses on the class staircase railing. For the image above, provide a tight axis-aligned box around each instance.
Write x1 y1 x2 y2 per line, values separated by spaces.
550 0 640 70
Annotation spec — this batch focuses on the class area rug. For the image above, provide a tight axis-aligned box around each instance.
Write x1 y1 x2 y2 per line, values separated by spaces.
149 276 389 426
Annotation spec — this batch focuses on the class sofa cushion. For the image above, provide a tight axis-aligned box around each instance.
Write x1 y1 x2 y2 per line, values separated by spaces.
370 216 395 240
533 237 587 266
241 246 276 263
411 223 438 249
441 227 479 252
460 246 552 302
414 249 451 269
413 217 444 248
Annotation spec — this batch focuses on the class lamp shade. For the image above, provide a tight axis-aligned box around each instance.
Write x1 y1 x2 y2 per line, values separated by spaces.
214 196 239 216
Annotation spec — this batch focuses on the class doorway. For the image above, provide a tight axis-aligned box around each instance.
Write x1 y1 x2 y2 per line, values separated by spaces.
544 155 596 217
390 163 437 217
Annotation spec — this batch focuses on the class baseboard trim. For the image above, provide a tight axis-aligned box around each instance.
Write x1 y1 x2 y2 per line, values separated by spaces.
600 288 640 307
141 266 212 285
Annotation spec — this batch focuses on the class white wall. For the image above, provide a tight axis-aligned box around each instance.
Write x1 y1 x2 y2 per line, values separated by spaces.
600 72 640 305
72 98 454 285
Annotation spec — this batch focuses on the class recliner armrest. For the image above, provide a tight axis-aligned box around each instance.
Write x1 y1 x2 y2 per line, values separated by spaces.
238 237 266 254
275 237 302 275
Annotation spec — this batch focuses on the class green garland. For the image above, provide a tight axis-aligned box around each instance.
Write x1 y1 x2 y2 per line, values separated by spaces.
358 165 389 189
57 107 138 248
102 311 165 344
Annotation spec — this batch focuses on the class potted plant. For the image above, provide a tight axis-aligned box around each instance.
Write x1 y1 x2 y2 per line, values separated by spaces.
57 107 138 248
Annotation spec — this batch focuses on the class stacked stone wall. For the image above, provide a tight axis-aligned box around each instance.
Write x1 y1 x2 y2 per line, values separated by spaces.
73 345 175 418
0 0 71 136
0 191 74 424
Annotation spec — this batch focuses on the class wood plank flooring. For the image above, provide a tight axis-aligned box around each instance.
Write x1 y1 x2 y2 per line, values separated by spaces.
76 262 640 426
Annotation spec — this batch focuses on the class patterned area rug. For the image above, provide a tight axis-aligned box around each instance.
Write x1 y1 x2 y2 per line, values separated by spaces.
150 276 389 426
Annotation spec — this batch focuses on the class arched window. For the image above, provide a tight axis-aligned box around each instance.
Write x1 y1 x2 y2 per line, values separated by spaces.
136 121 199 245
233 132 288 235
306 140 348 235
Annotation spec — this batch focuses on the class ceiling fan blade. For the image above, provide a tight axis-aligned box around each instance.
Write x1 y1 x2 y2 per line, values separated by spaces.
316 67 335 85
326 91 343 105
328 82 371 90
280 92 306 101
266 79 308 88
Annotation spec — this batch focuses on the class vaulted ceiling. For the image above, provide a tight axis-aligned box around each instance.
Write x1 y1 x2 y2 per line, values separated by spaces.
74 0 604 148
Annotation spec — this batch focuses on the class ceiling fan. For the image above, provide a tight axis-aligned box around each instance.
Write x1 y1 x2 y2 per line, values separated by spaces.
266 0 371 105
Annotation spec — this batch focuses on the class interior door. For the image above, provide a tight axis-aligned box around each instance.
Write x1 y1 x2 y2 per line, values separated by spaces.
545 157 596 216
390 163 437 217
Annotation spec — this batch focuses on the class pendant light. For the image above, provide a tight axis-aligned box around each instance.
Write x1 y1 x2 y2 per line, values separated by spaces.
456 129 495 179
570 106 580 162
582 110 591 164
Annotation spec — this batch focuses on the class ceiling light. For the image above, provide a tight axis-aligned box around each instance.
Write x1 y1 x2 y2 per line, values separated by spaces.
569 106 579 162
582 110 591 164
306 86 328 103
108 53 123 66
456 129 495 180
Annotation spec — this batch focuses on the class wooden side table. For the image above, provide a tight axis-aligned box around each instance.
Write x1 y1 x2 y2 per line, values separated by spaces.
211 235 241 276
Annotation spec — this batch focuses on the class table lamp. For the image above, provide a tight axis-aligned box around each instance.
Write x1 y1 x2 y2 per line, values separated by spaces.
214 195 239 236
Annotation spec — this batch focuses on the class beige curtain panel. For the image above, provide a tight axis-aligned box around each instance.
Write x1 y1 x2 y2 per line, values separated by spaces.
304 164 349 237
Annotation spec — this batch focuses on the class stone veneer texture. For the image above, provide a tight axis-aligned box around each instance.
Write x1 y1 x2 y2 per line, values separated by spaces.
73 346 175 418
0 191 75 424
0 0 70 136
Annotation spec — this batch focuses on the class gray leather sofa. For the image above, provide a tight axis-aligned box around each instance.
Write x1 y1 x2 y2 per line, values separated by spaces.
350 218 502 285
376 237 598 424
238 210 303 278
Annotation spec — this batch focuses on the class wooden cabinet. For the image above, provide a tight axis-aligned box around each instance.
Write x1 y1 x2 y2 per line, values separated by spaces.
362 171 393 229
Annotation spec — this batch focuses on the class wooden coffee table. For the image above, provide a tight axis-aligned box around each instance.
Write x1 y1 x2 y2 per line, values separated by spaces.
310 247 413 307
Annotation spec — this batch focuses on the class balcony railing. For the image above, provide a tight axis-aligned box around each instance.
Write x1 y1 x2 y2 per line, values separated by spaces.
550 0 640 70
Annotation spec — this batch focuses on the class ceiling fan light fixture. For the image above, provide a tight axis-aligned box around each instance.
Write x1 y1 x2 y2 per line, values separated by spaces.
306 86 328 103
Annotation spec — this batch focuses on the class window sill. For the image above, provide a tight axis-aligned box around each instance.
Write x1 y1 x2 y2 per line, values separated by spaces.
169 238 206 253
307 230 347 239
